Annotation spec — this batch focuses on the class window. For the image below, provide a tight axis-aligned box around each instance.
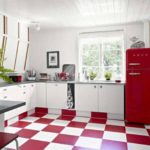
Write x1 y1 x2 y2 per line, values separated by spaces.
79 30 124 80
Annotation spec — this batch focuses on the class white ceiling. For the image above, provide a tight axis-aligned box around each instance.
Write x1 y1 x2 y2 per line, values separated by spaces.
0 0 150 28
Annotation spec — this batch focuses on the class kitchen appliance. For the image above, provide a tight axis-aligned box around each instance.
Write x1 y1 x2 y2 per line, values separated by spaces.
26 70 36 81
9 75 22 82
126 48 150 124
62 64 75 81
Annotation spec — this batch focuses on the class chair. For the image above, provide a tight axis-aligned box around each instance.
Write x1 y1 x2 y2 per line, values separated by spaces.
0 132 19 150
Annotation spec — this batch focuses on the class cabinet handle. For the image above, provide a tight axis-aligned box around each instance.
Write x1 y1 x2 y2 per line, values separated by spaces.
23 92 26 94
100 85 103 88
23 85 26 88
94 85 96 88
3 96 7 99
31 84 34 87
3 89 7 91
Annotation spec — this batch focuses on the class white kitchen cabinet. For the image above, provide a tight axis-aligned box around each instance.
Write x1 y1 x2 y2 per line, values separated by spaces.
3 37 18 69
15 41 28 72
7 17 18 38
99 84 124 115
47 83 67 109
75 84 99 112
75 83 124 115
36 83 47 107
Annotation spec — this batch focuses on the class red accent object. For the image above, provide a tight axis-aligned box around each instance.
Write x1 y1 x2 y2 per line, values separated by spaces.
126 48 150 124
0 132 18 149
81 129 104 138
91 112 107 119
19 112 28 120
35 107 48 114
4 120 8 127
62 109 76 116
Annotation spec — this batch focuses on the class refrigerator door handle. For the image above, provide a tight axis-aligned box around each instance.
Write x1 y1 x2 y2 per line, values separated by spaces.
128 63 141 66
128 72 141 76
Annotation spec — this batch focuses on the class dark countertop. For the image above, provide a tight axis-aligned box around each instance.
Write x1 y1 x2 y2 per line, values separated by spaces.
0 100 25 114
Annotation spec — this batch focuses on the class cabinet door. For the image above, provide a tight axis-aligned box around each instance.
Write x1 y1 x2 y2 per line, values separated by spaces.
75 84 98 112
47 83 67 109
36 83 47 107
99 84 124 114
29 83 36 110
3 37 18 69
15 41 28 72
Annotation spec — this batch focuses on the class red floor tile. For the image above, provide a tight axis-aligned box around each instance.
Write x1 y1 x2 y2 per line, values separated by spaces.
127 134 150 145
42 125 64 133
57 115 74 121
20 139 49 150
101 139 127 150
11 121 31 128
17 129 38 138
35 118 53 124
53 134 78 145
73 146 94 150
68 121 87 128
30 113 46 118
81 129 103 138
125 122 145 128
89 118 106 124
105 125 125 133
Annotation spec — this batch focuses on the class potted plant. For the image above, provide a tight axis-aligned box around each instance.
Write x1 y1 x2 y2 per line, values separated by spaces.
0 48 14 83
104 71 112 80
89 71 97 80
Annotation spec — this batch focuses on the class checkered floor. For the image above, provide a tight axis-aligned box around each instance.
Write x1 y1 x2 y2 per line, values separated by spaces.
3 113 150 150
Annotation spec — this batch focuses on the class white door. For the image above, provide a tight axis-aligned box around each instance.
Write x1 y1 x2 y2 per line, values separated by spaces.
0 14 4 34
99 84 124 114
36 83 47 107
7 16 18 38
47 83 67 109
15 41 28 72
3 37 18 69
75 84 98 112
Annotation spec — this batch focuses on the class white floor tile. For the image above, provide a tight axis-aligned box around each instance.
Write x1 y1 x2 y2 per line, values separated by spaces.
42 114 59 119
72 117 90 123
103 131 127 142
106 120 125 126
31 131 58 142
25 123 47 131
44 143 73 150
85 123 105 131
128 143 150 150
21 116 39 122
4 126 21 133
145 125 150 129
75 137 102 149
50 120 70 126
61 127 83 136
6 137 28 149
126 127 149 136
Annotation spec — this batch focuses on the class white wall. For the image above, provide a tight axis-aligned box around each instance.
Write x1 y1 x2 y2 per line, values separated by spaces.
29 22 144 79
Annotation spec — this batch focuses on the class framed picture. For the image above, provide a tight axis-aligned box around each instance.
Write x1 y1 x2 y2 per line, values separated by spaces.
47 51 60 68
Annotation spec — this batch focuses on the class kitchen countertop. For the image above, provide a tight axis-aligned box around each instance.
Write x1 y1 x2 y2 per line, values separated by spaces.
0 80 125 87
0 100 25 114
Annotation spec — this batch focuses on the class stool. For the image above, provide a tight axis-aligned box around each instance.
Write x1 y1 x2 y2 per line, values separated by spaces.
0 132 19 150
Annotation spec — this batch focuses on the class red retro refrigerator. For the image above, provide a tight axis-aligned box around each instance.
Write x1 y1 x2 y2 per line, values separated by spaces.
126 48 150 124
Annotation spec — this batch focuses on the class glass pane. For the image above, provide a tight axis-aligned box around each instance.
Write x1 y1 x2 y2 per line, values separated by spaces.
82 44 99 66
